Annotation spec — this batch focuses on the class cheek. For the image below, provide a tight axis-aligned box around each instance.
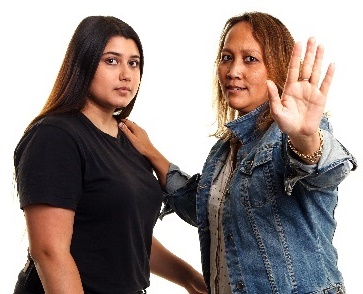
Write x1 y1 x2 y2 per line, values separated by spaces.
131 79 141 95
249 69 268 85
134 76 141 88
249 72 268 99
89 76 105 96
90 71 110 88
217 64 227 80
217 67 228 92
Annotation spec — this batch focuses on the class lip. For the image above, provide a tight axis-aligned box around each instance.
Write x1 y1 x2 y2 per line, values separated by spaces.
116 86 131 91
226 84 246 92
115 86 131 95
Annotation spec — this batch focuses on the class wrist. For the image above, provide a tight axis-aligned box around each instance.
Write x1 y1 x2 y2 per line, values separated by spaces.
287 129 323 164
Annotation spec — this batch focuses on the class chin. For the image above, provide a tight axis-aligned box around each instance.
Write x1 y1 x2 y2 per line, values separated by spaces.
227 101 247 111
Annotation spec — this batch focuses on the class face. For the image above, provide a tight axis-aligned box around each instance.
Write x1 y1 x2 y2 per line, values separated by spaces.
218 21 269 116
87 36 141 112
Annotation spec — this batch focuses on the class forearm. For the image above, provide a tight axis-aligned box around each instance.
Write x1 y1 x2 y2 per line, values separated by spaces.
150 237 204 289
144 145 170 188
25 205 83 293
33 253 84 293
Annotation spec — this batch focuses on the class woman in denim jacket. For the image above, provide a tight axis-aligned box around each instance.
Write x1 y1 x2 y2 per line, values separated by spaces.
120 12 357 294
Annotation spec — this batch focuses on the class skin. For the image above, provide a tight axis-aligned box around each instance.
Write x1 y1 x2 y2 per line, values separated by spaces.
119 21 335 175
218 22 269 116
118 20 336 292
83 36 141 137
150 238 208 293
25 36 207 294
268 36 334 159
218 21 335 160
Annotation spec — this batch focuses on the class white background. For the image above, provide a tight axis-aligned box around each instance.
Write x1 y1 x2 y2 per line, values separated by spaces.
1 0 361 293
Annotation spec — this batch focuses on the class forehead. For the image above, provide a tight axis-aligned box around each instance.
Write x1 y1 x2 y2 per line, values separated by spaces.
104 36 140 56
223 21 261 51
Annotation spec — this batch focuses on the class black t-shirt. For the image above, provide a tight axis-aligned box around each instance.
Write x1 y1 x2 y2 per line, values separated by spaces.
14 113 163 293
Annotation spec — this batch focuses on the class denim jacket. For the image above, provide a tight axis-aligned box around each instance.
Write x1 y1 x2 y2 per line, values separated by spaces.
160 103 357 294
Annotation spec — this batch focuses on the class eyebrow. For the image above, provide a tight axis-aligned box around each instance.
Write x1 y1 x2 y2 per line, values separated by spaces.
102 51 140 59
221 48 262 56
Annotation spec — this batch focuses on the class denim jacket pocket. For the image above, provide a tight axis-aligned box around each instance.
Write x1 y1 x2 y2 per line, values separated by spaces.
238 145 277 207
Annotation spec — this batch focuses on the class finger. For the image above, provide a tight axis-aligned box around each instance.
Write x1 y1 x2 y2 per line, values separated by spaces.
286 41 303 83
266 80 283 118
299 37 316 81
319 62 335 96
309 43 324 86
121 118 138 132
118 121 131 134
121 118 134 126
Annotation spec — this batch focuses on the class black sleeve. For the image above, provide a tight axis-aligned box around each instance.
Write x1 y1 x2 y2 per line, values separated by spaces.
15 125 83 210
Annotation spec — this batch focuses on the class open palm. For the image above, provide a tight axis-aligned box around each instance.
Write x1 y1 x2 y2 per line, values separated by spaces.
267 37 335 138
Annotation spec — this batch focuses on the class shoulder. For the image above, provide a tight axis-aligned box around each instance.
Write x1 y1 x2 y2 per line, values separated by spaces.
25 113 88 141
15 114 85 158
39 113 83 133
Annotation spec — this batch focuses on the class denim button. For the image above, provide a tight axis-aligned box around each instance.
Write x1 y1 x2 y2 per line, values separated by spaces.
225 189 230 198
227 234 233 241
236 282 244 290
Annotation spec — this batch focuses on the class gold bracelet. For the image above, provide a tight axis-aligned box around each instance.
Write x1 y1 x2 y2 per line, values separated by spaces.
287 129 324 163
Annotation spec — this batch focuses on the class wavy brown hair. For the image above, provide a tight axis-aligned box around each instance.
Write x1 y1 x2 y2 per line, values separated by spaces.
25 16 144 132
212 12 295 139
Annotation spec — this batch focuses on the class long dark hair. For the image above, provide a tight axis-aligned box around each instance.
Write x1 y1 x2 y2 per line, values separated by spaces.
25 15 144 132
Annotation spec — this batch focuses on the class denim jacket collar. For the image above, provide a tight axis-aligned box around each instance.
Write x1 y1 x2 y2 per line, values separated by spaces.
225 102 269 144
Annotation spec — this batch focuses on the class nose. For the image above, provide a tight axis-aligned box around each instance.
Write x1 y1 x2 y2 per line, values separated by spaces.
119 65 132 81
227 62 243 79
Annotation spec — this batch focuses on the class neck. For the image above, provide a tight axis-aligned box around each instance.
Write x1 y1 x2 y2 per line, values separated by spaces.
81 105 119 138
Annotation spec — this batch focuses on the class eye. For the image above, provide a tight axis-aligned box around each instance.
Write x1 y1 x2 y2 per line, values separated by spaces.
244 56 258 63
105 57 118 65
220 54 232 62
129 60 140 68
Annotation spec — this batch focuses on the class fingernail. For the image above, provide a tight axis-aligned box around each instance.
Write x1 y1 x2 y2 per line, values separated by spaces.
118 122 125 129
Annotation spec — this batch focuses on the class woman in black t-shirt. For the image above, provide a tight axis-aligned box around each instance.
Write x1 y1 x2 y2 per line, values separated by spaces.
13 15 207 294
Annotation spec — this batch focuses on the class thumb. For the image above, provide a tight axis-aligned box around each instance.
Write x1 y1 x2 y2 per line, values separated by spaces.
266 79 282 115
266 79 279 102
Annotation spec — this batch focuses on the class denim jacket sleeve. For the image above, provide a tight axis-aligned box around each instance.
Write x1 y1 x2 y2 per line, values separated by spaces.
159 163 200 227
284 117 358 195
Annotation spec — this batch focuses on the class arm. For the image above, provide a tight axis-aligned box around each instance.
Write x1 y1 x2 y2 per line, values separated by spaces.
24 204 84 293
119 120 170 188
150 236 207 294
267 37 335 164
119 121 199 226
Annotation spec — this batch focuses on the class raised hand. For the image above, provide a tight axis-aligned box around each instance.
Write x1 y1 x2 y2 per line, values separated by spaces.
267 37 335 138
266 37 335 163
